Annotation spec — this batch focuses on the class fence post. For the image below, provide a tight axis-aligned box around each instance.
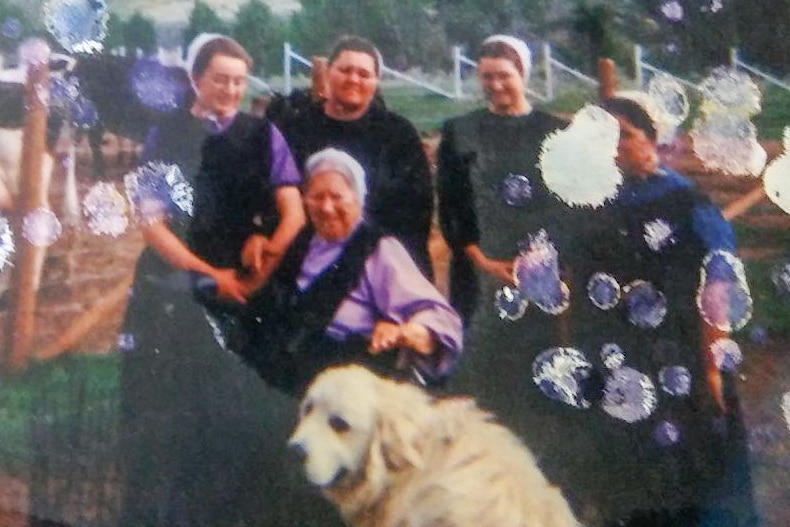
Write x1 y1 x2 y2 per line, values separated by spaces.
311 56 328 101
598 58 617 100
283 42 292 95
542 42 554 101
5 40 51 371
453 46 463 99
634 44 643 89
730 47 738 68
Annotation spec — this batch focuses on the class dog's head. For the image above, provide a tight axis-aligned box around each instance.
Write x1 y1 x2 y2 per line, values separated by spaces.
288 365 433 493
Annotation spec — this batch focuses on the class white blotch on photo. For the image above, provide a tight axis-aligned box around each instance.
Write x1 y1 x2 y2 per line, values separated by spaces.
539 105 622 208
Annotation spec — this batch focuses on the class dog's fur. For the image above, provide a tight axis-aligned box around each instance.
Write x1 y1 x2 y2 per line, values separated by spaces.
289 365 580 527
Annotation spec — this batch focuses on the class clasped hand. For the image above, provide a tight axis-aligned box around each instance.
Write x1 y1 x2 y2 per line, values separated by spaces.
369 320 434 356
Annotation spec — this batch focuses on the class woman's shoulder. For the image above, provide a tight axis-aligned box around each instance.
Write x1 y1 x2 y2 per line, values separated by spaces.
443 107 488 129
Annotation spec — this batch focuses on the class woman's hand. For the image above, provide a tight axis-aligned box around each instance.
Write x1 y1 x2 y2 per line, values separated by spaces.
210 268 248 304
241 234 272 274
463 244 514 284
369 321 434 356
479 257 514 284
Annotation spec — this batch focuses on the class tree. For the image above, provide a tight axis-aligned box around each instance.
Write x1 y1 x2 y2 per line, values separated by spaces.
103 12 125 54
123 12 157 56
231 0 285 75
183 0 227 50
290 0 448 70
0 0 35 55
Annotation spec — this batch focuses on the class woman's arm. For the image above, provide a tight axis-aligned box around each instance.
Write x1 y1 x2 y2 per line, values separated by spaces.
241 186 305 293
361 237 463 378
142 221 247 303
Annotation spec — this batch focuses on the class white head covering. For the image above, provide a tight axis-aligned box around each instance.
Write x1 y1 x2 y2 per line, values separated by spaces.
305 148 367 205
185 33 224 90
482 34 532 81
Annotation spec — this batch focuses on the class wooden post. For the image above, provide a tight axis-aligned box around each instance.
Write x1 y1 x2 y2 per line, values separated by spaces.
598 57 617 100
5 42 51 371
311 56 328 102
723 184 767 221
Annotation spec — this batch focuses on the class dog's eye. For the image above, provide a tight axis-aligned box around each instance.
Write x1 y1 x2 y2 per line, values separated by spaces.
328 415 350 433
302 401 313 416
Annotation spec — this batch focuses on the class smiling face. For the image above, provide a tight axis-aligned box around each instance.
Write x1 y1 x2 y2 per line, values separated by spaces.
478 56 529 115
324 50 379 120
192 53 248 118
304 170 363 242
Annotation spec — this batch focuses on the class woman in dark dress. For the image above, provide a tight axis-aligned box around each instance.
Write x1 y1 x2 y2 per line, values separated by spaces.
274 35 434 277
565 97 759 526
436 35 599 518
117 34 318 527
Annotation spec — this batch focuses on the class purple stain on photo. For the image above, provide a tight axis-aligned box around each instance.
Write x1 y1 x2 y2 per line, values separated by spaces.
44 0 108 54
748 325 769 345
622 280 667 329
22 207 62 247
1 17 22 40
494 285 528 321
710 338 743 372
116 332 136 352
587 272 620 310
0 216 14 272
654 420 681 447
124 161 193 223
601 366 658 423
130 58 191 113
643 218 676 252
70 95 99 128
514 229 569 315
82 182 129 237
600 343 625 370
497 173 532 207
661 0 684 21
659 365 692 397
532 347 597 409
770 258 790 299
697 251 753 332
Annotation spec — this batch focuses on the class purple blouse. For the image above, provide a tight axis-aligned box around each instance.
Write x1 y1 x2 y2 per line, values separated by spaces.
297 233 463 378
143 111 301 187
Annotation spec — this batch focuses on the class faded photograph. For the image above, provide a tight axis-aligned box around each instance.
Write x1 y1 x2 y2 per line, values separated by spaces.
0 1 788 526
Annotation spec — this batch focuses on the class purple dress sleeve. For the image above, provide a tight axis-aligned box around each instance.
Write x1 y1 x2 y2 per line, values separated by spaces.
268 123 301 187
324 236 463 378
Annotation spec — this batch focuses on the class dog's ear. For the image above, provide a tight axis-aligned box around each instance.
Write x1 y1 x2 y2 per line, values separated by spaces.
369 377 432 472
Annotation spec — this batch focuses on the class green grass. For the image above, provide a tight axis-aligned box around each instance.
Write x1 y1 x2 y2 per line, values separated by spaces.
380 85 480 134
0 354 119 477
753 85 790 140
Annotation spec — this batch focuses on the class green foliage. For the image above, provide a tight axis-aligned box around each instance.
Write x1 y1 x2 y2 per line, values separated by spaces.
0 0 35 55
103 12 125 53
0 354 119 477
231 0 284 75
123 12 157 56
183 0 228 50
289 0 448 70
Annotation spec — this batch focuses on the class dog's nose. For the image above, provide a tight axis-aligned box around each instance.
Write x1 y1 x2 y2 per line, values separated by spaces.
288 440 308 463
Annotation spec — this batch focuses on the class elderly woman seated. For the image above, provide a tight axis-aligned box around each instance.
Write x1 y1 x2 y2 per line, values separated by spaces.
230 147 463 395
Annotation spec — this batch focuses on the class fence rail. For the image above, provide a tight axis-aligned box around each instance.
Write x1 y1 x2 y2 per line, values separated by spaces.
730 48 790 93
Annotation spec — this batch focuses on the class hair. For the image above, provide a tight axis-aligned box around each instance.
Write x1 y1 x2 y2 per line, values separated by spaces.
600 97 658 143
479 40 525 79
328 35 381 76
190 36 253 79
304 148 368 205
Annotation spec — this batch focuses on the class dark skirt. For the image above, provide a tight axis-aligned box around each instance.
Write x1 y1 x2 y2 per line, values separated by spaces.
118 248 345 527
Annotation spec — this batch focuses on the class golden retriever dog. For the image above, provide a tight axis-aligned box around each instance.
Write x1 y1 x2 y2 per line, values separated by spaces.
288 364 580 527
